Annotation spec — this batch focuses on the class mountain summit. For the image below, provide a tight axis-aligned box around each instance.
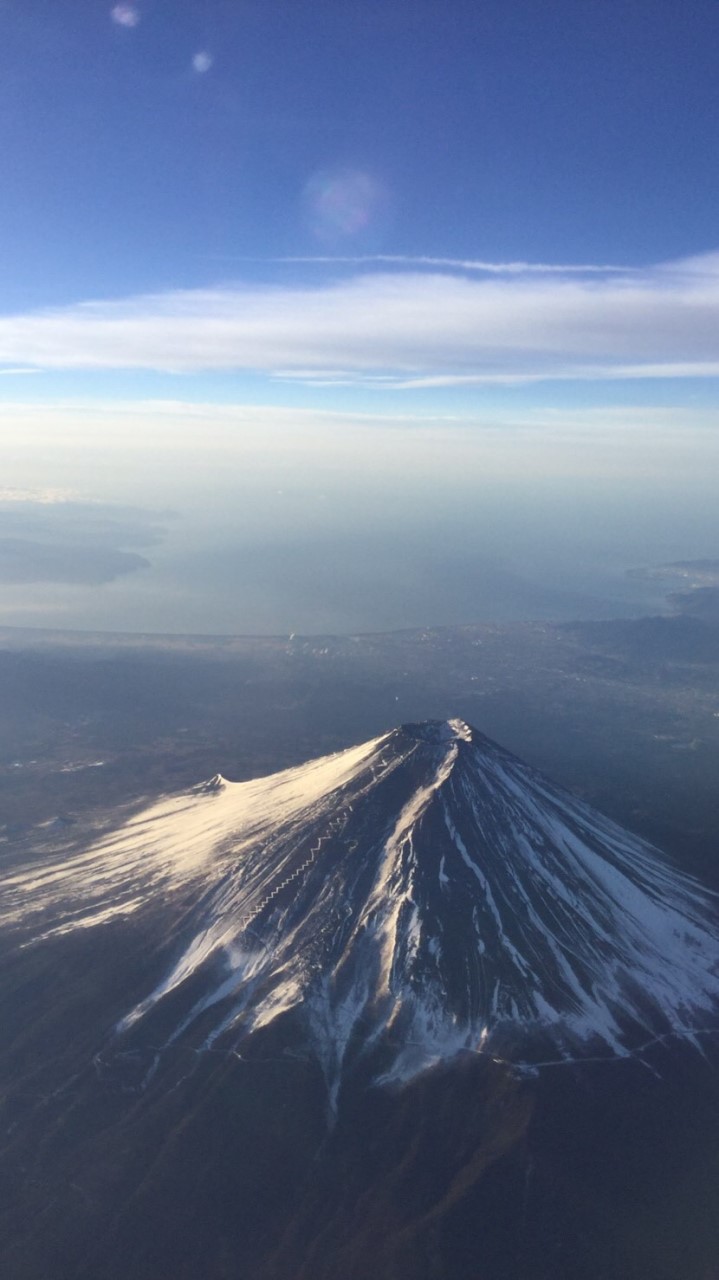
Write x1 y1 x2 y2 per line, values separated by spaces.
8 719 717 1101
74 717 714 1097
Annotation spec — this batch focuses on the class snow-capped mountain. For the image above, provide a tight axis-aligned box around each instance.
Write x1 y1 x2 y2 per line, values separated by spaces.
6 719 718 1100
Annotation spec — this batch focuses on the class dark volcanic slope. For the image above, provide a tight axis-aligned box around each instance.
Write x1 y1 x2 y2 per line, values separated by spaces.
5 719 717 1103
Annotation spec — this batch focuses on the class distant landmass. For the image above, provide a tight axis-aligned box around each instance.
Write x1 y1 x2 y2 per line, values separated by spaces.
626 559 719 625
628 559 719 583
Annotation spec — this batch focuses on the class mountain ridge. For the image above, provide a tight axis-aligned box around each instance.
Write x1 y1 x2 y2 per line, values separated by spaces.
7 717 712 1103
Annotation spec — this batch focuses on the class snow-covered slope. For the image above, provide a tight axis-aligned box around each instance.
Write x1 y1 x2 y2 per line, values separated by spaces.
6 720 718 1096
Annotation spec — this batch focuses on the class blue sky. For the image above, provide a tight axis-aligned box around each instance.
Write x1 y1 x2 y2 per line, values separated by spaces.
1 2 719 634
0 0 718 418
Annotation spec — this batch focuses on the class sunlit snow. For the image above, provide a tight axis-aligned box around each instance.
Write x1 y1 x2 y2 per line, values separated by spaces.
3 719 718 1099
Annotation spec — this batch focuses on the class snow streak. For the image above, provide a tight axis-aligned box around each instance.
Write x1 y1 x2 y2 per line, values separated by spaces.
4 719 718 1097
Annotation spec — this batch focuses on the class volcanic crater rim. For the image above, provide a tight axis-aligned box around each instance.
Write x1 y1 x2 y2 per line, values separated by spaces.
400 718 473 745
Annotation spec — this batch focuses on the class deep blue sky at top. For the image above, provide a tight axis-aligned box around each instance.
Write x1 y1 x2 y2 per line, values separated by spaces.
3 0 719 311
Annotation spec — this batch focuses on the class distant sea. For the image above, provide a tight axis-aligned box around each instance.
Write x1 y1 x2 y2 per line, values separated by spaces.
0 496 704 636
1 417 716 635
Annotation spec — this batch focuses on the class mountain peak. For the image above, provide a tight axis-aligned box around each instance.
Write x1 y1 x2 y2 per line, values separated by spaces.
8 721 717 1103
398 717 474 745
97 721 718 1100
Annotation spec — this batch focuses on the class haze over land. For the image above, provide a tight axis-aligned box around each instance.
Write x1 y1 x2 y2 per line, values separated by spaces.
2 406 718 634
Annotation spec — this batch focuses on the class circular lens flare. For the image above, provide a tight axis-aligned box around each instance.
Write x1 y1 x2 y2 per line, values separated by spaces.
303 168 384 242
111 4 140 28
192 51 213 74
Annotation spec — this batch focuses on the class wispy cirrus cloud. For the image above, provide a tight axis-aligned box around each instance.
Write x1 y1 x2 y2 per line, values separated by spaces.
0 252 718 388
258 254 633 275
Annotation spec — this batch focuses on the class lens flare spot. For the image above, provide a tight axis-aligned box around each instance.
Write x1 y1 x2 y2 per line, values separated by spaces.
303 168 384 242
111 4 140 27
192 51 214 74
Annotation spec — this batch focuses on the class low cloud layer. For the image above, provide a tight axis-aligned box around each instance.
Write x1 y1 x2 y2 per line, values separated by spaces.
0 253 718 387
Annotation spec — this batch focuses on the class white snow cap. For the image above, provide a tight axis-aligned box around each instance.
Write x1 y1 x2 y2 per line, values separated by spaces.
6 721 718 1098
